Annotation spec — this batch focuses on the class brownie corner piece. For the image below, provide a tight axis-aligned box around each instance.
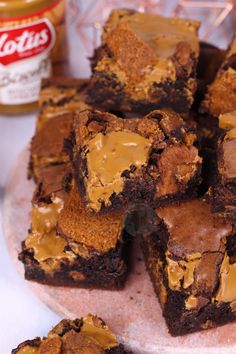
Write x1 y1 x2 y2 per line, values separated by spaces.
87 9 200 113
12 315 132 353
140 198 236 336
73 108 202 213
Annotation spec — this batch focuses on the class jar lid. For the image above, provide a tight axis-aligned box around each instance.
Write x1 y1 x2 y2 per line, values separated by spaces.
0 0 56 18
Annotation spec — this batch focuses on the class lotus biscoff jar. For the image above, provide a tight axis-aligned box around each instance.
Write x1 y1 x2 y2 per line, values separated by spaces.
0 0 67 115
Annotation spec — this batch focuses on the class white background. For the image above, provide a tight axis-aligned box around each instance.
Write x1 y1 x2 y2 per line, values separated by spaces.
0 115 60 353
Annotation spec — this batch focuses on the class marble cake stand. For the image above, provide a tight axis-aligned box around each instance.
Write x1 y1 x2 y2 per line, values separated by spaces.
3 149 236 354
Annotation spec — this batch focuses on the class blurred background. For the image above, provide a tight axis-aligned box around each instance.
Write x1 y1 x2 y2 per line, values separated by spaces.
67 0 236 77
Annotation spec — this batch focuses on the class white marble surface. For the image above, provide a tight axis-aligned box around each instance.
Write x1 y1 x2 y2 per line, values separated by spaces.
0 115 60 353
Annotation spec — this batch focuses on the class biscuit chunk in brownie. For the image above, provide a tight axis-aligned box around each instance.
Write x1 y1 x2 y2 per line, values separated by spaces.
201 37 236 118
72 109 202 212
140 199 236 336
88 9 200 114
211 128 236 223
12 315 131 353
29 113 73 181
19 164 129 289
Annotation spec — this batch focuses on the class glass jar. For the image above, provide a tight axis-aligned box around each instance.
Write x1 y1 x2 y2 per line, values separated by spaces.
0 0 67 115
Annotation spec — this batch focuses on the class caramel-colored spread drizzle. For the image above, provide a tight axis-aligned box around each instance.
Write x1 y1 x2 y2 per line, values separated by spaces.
18 315 118 354
225 127 236 140
219 111 236 130
166 254 201 291
80 314 118 349
86 131 151 211
105 11 200 57
125 13 200 57
18 346 39 354
216 255 236 303
31 196 64 234
185 295 198 310
25 196 76 269
25 230 68 262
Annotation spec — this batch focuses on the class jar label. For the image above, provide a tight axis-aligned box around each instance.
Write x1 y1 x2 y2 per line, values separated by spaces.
0 19 56 105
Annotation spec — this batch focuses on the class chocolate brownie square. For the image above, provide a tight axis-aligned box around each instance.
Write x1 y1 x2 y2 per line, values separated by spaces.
87 9 200 114
201 36 236 118
29 112 74 181
211 128 236 223
72 108 202 212
12 315 131 353
19 164 129 289
140 199 236 336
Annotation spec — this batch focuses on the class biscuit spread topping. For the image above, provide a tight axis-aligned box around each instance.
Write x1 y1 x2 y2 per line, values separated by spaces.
86 131 151 211
216 255 236 303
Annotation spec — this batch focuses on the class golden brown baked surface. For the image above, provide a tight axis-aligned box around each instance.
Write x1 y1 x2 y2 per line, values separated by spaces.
57 185 125 253
88 9 200 113
201 37 236 117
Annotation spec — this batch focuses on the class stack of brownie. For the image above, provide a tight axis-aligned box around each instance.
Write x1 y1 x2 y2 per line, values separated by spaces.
19 8 236 340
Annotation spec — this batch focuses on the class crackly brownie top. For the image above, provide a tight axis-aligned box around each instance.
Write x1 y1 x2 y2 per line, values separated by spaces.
157 200 232 257
93 9 199 98
218 128 236 183
156 199 233 297
74 109 198 211
31 113 73 161
201 37 236 117
57 185 126 253
13 315 118 354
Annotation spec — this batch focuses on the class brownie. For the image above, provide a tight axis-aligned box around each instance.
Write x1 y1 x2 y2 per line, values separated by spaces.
211 128 236 223
140 199 236 336
29 112 74 181
19 164 129 289
201 36 236 118
37 77 90 130
87 9 200 114
195 42 225 108
72 108 202 212
12 315 131 353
